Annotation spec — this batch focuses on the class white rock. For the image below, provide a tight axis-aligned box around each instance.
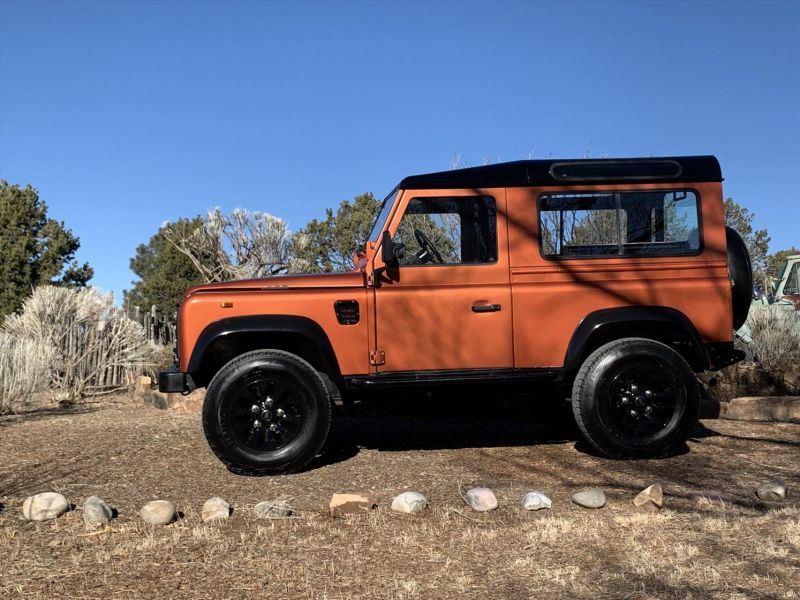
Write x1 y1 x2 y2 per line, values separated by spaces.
202 497 231 522
140 500 177 525
464 487 498 512
391 491 428 514
83 496 113 528
571 489 606 509
521 491 552 511
22 492 70 521
255 498 293 519
633 484 663 509
757 480 787 502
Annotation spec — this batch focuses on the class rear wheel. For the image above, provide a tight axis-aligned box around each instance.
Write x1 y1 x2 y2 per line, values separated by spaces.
572 338 700 458
202 349 331 475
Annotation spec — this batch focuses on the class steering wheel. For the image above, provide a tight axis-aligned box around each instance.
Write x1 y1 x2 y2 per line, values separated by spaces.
413 228 444 264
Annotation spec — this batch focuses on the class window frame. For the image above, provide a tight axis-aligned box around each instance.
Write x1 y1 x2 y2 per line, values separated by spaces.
394 195 499 268
784 262 799 295
536 188 704 260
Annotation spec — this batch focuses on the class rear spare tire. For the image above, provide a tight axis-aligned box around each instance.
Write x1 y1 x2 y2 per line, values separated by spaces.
572 338 700 458
202 349 332 475
726 226 753 330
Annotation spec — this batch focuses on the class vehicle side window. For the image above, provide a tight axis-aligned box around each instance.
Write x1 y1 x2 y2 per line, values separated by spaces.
785 263 799 295
393 196 497 265
539 190 700 258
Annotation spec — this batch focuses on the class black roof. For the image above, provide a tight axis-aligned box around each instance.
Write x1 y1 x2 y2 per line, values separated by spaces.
398 155 722 189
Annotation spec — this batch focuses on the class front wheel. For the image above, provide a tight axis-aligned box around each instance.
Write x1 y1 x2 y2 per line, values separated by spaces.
202 349 332 475
571 338 700 458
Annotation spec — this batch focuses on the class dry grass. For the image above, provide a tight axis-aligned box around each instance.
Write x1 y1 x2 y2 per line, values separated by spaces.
1 395 799 599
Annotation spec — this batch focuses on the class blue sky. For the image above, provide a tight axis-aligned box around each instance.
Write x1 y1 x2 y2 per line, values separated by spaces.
1 0 798 302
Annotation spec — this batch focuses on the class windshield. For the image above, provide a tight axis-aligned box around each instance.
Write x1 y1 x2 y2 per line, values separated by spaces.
367 188 398 242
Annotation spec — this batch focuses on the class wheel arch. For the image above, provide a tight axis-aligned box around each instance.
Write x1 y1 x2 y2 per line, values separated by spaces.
187 315 342 389
564 306 708 374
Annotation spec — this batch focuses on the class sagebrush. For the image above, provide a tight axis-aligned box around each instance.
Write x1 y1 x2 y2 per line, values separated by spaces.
161 208 308 282
3 286 159 402
0 332 56 414
746 306 800 374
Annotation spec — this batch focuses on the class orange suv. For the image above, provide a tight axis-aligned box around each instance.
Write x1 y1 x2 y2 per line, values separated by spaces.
159 156 751 474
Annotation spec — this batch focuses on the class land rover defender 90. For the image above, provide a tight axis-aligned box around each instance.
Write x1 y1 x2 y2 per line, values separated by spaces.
159 156 751 474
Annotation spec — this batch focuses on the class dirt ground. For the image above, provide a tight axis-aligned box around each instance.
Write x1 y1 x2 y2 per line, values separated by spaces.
1 393 798 600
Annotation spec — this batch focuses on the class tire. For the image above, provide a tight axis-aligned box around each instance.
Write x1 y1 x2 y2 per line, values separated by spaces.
572 338 700 458
202 349 332 475
726 226 753 330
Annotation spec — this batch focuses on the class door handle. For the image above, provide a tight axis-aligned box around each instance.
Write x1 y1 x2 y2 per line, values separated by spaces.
472 303 501 313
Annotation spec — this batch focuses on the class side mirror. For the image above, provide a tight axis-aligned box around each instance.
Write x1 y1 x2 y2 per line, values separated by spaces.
381 231 399 267
352 247 367 270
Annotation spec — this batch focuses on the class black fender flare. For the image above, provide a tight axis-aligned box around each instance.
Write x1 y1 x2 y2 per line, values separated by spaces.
187 315 342 386
563 306 708 372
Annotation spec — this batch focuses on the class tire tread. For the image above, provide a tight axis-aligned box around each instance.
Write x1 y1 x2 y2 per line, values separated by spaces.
202 349 332 475
571 337 699 459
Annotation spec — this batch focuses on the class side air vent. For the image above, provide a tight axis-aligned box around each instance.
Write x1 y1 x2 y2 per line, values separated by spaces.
334 300 360 325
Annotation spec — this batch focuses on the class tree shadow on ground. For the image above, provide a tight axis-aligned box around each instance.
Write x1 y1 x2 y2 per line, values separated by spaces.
308 391 797 518
0 405 98 429
0 448 107 498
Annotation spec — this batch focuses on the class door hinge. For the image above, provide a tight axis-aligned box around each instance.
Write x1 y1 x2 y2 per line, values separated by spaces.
369 350 385 366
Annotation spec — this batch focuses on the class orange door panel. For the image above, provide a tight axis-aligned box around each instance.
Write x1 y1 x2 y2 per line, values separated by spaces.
372 189 512 372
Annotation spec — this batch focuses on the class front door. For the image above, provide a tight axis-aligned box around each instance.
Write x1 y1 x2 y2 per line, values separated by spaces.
372 189 512 373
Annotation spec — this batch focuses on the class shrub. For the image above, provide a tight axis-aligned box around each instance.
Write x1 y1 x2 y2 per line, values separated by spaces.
746 306 800 375
704 307 799 404
0 332 56 414
3 286 159 402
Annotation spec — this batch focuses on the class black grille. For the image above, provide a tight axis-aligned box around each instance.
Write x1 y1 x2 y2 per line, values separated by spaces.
334 300 360 325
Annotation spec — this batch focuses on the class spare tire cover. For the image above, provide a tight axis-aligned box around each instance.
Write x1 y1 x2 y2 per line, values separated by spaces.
726 226 752 330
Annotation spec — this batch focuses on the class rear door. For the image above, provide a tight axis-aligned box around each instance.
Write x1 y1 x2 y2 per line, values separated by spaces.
371 189 512 373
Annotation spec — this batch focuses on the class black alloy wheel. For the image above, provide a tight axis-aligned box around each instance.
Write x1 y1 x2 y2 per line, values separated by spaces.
572 338 700 458
598 364 680 441
229 376 305 452
202 349 331 475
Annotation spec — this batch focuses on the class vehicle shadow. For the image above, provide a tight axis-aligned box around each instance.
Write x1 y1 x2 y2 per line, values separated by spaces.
309 388 578 469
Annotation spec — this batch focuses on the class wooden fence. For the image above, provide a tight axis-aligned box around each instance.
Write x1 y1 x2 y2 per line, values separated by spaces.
83 306 175 392
130 305 177 347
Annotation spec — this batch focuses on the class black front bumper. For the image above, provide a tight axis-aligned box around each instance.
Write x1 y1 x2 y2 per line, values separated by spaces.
158 370 196 394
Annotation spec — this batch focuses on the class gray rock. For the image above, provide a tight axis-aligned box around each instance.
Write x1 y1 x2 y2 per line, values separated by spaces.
202 496 231 522
22 492 70 521
571 488 606 509
140 500 177 525
521 491 552 511
633 484 663 509
83 496 113 528
757 480 787 502
464 487 498 512
255 497 293 519
391 491 428 514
